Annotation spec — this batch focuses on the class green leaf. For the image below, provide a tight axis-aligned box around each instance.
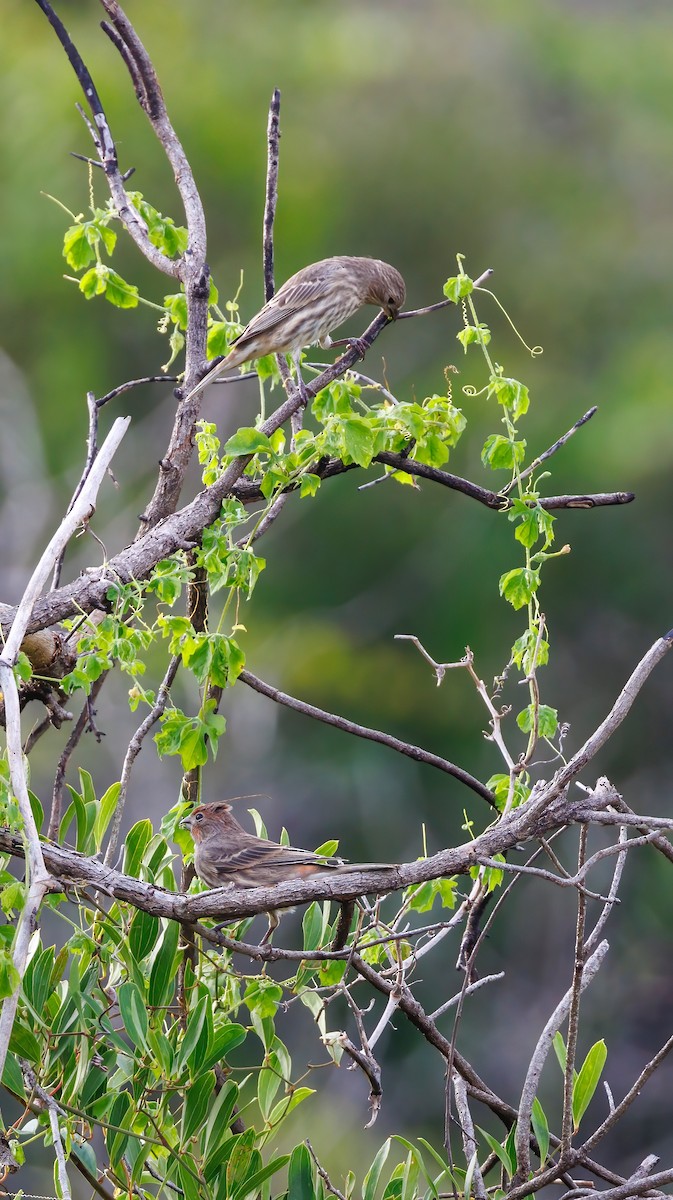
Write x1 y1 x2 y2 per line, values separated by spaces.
203 1080 239 1161
0 951 20 1000
342 418 375 468
24 945 55 1015
63 224 95 269
201 1021 247 1071
443 274 473 302
498 566 541 610
481 434 526 471
553 1031 567 1073
93 782 121 852
287 1143 316 1200
118 980 149 1053
129 908 161 963
245 978 283 1019
148 918 180 1008
8 1021 41 1064
178 994 210 1071
531 1097 549 1167
181 1070 216 1143
299 473 321 498
266 1086 314 1127
231 1155 290 1200
223 428 273 457
572 1039 607 1130
123 819 154 876
488 376 529 417
106 1092 132 1169
2 1052 25 1098
516 704 558 738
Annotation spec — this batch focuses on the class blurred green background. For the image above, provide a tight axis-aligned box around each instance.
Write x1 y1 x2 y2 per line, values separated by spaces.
3 0 673 1183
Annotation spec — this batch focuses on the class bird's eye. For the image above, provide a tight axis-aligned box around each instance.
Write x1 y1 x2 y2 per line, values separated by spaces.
194 811 204 821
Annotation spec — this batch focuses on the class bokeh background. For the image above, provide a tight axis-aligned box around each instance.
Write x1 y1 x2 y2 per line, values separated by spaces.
3 0 673 1186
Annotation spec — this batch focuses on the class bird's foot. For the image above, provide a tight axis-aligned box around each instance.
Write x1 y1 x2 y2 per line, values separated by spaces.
331 335 369 361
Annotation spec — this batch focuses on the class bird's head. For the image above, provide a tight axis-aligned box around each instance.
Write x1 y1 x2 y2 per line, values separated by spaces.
180 800 234 841
365 261 406 318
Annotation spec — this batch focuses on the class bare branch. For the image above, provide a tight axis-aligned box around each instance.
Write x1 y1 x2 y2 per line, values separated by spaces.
263 88 281 301
453 1073 487 1200
239 667 495 804
501 407 599 495
513 941 609 1182
104 655 180 863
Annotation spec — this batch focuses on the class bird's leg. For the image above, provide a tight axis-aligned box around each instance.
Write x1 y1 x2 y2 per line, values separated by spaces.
290 349 310 408
259 909 280 946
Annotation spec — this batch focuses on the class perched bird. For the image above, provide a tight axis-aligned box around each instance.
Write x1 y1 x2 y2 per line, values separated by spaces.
181 799 395 943
181 255 406 403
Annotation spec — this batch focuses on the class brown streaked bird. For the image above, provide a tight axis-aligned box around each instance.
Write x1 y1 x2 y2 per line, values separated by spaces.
181 799 395 944
182 255 406 403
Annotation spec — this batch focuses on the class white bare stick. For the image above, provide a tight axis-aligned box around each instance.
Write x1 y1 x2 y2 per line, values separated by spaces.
0 415 130 1081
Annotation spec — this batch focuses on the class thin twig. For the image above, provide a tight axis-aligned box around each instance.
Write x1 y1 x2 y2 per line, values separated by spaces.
305 1141 346 1200
103 656 180 863
429 973 505 1021
395 268 495 320
501 407 599 496
49 675 108 841
238 667 495 804
562 828 588 1153
263 88 281 302
580 1033 673 1157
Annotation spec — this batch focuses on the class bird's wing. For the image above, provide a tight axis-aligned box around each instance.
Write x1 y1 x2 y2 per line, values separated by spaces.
233 275 331 344
207 840 343 875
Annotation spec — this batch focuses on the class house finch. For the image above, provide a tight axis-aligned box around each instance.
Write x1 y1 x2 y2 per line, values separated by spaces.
181 799 395 943
182 256 406 402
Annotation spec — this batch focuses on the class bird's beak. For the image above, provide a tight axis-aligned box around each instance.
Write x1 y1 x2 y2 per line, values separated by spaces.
179 814 193 829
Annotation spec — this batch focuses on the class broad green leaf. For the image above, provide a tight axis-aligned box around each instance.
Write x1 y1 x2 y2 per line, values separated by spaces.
499 566 540 610
287 1143 316 1200
93 782 121 852
118 981 149 1053
129 908 161 963
531 1097 549 1167
553 1031 567 1073
516 704 559 738
201 1021 247 1071
106 1091 132 1169
123 819 154 876
8 1022 40 1064
223 428 273 457
1 1052 25 1098
443 274 473 302
181 1070 215 1143
231 1154 290 1200
572 1040 607 1130
203 1080 238 1160
178 994 209 1071
363 1141 391 1200
342 418 375 468
267 1086 315 1127
148 918 179 1008
476 1128 513 1178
